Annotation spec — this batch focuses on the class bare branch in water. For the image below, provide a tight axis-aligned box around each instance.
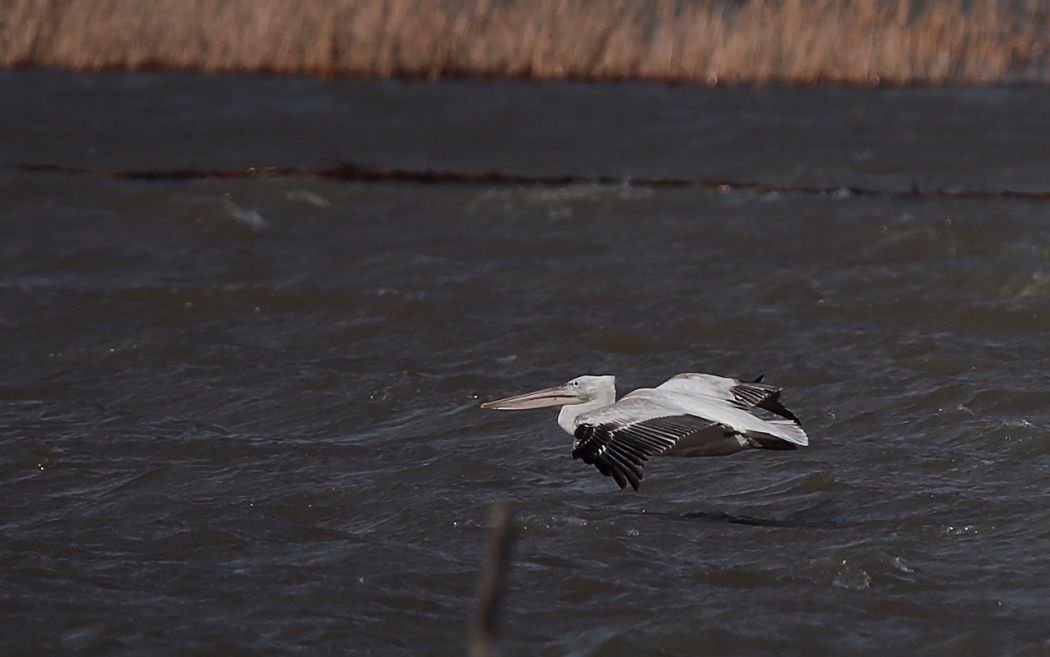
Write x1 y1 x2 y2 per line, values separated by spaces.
470 502 515 657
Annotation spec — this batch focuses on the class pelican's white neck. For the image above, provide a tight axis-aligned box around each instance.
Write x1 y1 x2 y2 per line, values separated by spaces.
557 383 616 435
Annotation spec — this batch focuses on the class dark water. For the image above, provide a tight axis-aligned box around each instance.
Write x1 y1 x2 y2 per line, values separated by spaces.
3 71 1050 656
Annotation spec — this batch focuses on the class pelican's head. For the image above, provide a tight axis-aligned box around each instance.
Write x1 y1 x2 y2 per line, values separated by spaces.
480 375 615 410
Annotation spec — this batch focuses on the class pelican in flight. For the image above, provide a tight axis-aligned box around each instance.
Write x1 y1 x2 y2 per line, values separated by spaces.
481 373 808 491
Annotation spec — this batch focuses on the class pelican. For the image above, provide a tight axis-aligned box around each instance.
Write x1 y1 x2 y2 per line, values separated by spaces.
481 373 808 491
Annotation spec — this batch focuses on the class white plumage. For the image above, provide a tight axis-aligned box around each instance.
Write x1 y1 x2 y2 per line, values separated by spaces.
482 372 809 491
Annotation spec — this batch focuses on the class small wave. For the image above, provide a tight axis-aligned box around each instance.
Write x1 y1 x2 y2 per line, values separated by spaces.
800 549 921 592
221 196 270 230
1001 271 1050 304
285 189 331 207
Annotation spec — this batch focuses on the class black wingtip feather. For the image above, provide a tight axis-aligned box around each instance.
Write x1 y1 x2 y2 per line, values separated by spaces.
731 381 803 425
573 416 716 492
758 398 802 424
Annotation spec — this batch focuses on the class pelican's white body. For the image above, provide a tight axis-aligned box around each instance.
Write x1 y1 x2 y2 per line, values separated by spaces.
557 373 807 448
481 371 809 490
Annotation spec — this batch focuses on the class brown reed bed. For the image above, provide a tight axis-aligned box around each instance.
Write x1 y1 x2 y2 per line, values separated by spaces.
2 0 1048 84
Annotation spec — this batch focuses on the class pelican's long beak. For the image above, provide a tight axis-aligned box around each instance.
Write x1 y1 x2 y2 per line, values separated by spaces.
480 384 584 410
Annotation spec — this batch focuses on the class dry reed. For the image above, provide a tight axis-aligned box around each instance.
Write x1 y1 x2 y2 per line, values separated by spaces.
1 0 1047 84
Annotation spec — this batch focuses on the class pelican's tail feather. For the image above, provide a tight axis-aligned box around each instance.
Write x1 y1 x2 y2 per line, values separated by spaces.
745 419 809 448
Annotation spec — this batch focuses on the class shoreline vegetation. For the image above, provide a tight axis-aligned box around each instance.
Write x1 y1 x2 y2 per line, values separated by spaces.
2 0 1048 85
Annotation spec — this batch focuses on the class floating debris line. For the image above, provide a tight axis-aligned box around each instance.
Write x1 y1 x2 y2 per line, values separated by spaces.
12 162 1050 202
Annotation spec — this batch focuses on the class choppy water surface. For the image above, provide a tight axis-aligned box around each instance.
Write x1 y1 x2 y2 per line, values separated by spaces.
2 71 1050 657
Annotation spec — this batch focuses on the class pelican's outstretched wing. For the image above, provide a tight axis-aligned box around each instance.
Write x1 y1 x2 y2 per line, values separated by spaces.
571 390 760 489
572 395 725 491
572 375 809 491
657 373 803 424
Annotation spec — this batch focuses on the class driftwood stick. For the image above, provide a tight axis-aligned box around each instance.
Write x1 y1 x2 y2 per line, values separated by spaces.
470 502 515 657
